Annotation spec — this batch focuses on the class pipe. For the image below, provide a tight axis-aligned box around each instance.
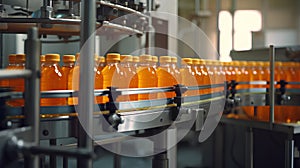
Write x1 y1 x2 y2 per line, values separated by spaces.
24 27 40 168
77 0 95 167
269 45 275 129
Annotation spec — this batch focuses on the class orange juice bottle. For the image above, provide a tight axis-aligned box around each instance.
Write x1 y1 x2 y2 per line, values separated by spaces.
41 54 67 106
274 62 284 122
7 54 25 106
248 61 260 88
281 62 295 123
157 56 177 99
130 56 139 101
292 62 300 122
120 55 138 101
222 62 232 82
138 55 158 100
199 59 210 94
40 55 45 67
61 55 75 104
191 58 202 95
170 56 181 84
232 61 242 85
257 61 270 121
0 54 16 87
152 56 158 70
98 56 106 72
62 55 75 81
180 58 197 96
237 61 250 89
102 53 132 102
211 60 223 93
93 56 103 104
204 60 215 94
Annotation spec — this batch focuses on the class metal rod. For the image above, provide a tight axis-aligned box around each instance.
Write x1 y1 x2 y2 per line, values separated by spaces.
285 138 294 168
77 0 95 167
24 27 40 168
269 45 275 129
49 139 57 168
0 70 32 79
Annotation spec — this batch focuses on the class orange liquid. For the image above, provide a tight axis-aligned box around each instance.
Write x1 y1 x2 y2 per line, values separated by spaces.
41 63 67 106
157 65 178 98
68 66 79 105
257 63 271 121
129 63 139 101
7 64 25 106
0 64 15 87
200 64 210 94
180 64 198 97
62 62 74 104
206 65 214 95
191 64 202 95
94 65 103 104
138 65 158 100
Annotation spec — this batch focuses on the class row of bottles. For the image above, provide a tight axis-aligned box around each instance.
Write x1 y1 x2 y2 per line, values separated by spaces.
1 53 300 123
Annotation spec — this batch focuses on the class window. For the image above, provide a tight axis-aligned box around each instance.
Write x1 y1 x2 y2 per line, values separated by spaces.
218 10 262 61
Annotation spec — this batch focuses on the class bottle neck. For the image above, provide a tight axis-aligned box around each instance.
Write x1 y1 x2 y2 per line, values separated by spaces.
63 62 75 67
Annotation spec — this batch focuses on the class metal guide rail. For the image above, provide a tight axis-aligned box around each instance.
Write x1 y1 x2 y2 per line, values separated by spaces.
0 83 226 139
225 80 300 110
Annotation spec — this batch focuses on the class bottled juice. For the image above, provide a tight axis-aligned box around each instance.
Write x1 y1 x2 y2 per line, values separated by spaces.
170 56 181 84
257 62 270 121
236 61 250 89
137 55 158 100
191 58 202 95
120 55 138 101
7 54 26 106
180 58 197 97
157 56 177 99
274 62 284 122
204 60 214 95
152 56 158 70
62 55 75 81
222 62 232 82
281 62 295 123
40 55 45 67
98 56 106 72
41 54 67 106
248 61 260 88
228 61 237 81
102 53 133 102
211 60 222 93
0 54 16 87
293 62 300 122
199 59 210 94
214 60 225 92
232 61 242 84
94 56 103 104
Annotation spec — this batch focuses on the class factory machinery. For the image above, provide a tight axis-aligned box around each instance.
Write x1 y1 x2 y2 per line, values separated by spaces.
0 1 299 168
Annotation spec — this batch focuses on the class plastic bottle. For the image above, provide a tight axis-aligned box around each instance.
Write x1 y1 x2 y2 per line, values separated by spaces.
157 56 177 98
211 60 222 93
199 59 210 94
40 55 45 67
7 54 25 106
257 61 270 121
152 56 158 70
62 55 75 82
98 56 106 72
204 60 214 94
180 58 197 97
248 61 260 88
138 55 158 100
237 61 250 89
223 62 232 82
0 54 16 87
192 58 202 95
94 56 103 104
120 55 138 101
41 54 67 106
170 56 181 85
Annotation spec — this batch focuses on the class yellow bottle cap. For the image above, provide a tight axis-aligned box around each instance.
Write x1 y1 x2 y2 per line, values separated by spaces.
63 55 75 63
8 54 16 63
40 55 45 62
257 61 264 67
99 56 105 63
192 58 200 65
16 54 26 62
120 55 133 62
240 61 248 67
248 61 257 66
205 60 214 65
45 54 60 62
171 56 178 63
263 62 270 67
159 56 171 63
106 53 120 61
275 61 282 66
133 56 139 63
181 58 193 65
211 60 221 66
232 61 240 66
140 55 153 62
152 56 158 63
